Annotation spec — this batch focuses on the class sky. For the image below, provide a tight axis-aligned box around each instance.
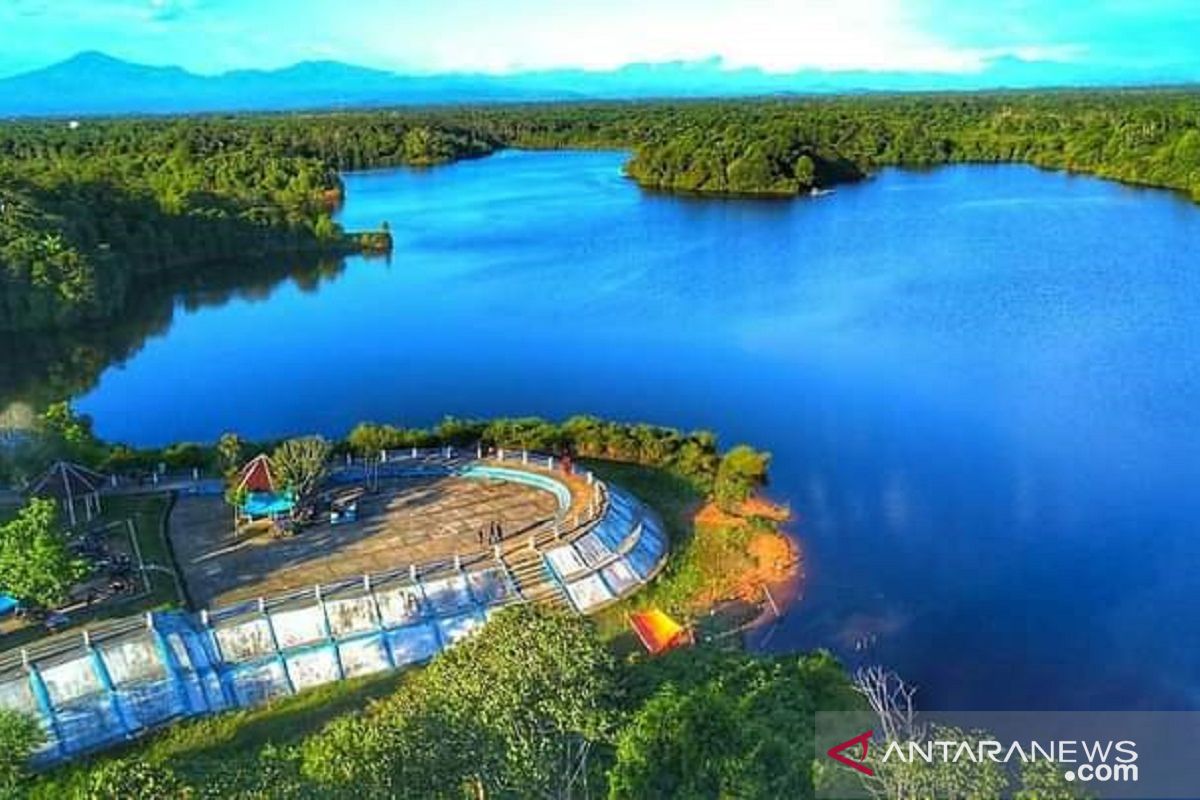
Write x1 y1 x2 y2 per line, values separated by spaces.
1 0 1199 81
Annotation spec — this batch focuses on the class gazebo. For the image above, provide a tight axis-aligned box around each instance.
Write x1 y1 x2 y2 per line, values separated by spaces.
236 454 276 494
235 454 295 520
29 461 108 526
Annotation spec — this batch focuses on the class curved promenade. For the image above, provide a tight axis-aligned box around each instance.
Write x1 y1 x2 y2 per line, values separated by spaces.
0 450 668 764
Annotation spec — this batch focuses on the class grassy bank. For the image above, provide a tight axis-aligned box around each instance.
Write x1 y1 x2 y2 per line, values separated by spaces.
586 460 797 646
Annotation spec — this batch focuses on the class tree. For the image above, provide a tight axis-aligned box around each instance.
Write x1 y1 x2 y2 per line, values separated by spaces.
312 213 339 242
270 436 331 503
35 402 102 465
79 757 189 799
713 445 770 511
0 709 43 796
301 693 474 799
0 498 88 609
609 683 747 799
1015 759 1090 800
161 442 208 471
346 423 393 458
302 606 620 799
862 724 1009 800
611 650 862 800
424 605 620 798
854 669 1085 800
215 432 245 478
794 154 817 187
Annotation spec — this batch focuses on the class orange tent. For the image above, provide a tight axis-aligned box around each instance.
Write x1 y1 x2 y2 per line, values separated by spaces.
629 609 691 655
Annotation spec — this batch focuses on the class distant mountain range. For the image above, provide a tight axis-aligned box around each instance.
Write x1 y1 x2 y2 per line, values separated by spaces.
0 51 1187 118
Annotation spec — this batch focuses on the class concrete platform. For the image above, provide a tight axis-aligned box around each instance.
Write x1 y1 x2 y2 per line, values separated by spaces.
170 473 561 608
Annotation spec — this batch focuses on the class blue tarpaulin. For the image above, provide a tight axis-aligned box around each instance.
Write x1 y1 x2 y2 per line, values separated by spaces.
241 491 295 518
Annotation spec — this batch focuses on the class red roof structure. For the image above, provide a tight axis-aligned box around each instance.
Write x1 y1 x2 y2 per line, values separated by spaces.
235 454 276 494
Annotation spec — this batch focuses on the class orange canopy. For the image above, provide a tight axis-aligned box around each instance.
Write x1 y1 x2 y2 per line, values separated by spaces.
629 609 690 655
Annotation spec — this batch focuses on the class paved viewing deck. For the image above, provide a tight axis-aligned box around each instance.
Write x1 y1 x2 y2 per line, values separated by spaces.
173 470 564 607
0 450 669 765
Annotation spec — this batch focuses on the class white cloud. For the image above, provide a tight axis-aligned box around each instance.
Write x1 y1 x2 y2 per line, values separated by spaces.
328 0 1079 75
0 0 1099 78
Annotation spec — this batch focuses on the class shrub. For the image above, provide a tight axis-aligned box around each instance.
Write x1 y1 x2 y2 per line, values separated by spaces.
0 709 44 795
713 445 770 511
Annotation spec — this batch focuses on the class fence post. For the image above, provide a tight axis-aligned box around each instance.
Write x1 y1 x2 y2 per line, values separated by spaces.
25 655 67 759
147 614 196 715
199 609 237 709
314 585 345 681
363 574 396 668
84 632 135 738
260 598 295 695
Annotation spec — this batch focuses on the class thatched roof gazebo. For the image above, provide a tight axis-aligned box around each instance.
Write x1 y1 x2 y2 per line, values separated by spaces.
29 461 108 526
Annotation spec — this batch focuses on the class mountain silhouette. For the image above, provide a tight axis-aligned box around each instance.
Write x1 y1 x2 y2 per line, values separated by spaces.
0 52 1170 118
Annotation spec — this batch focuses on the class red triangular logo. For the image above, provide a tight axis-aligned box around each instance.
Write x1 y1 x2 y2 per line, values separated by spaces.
827 730 875 776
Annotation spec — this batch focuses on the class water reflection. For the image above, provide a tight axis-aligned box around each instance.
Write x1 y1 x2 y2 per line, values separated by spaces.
0 256 352 412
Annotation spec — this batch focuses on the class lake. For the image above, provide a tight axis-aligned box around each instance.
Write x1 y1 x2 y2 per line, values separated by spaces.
30 150 1200 709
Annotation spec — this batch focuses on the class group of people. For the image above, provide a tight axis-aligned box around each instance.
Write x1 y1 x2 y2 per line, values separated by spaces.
477 520 505 547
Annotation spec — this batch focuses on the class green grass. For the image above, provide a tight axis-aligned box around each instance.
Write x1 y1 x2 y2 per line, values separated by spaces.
99 493 182 609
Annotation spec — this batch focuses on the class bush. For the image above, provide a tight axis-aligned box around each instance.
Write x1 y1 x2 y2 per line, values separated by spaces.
78 758 189 799
302 606 620 799
0 709 44 795
713 445 770 511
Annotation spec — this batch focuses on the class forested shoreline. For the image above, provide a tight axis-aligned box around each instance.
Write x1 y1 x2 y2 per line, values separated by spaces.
4 89 1200 332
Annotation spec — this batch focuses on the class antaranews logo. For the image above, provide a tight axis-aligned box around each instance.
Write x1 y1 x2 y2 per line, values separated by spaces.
822 728 1138 785
826 730 875 777
815 711 1200 800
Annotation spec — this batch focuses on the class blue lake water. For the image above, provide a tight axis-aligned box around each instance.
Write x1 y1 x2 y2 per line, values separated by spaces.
71 150 1200 710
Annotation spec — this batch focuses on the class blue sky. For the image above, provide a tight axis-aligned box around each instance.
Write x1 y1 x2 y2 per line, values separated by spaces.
1 0 1199 80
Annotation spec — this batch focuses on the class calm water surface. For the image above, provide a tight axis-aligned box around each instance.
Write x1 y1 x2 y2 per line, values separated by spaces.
68 151 1200 710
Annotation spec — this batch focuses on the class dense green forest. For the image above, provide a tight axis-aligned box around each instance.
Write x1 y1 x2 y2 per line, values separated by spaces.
4 90 1200 332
